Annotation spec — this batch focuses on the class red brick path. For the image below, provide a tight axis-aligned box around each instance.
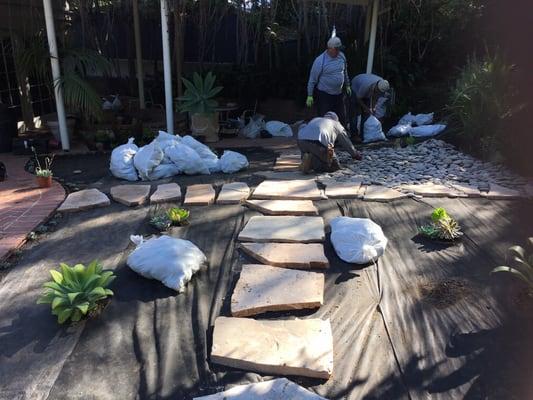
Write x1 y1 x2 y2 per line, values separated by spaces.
0 154 65 260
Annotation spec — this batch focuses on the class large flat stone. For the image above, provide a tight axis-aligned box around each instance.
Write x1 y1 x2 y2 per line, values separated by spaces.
323 180 361 198
184 184 216 205
245 199 318 216
217 182 250 205
58 189 110 212
110 184 151 206
231 264 324 317
238 216 325 243
150 183 182 204
253 180 324 200
193 378 327 400
363 186 408 202
450 182 482 198
484 183 522 200
211 317 333 379
274 154 301 172
254 171 316 180
400 183 461 198
240 243 329 269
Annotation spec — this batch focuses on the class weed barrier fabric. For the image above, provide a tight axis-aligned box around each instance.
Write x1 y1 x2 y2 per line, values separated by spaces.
1 195 532 399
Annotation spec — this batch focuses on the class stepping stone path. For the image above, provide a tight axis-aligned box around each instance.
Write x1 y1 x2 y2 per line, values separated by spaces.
363 186 408 202
193 378 327 400
253 180 324 200
400 182 461 198
273 154 301 172
323 180 361 198
484 183 522 200
240 242 329 269
450 182 482 198
150 183 182 204
231 264 324 317
110 184 151 206
238 216 325 243
184 184 216 206
58 188 110 212
217 182 250 205
254 170 316 180
245 199 318 216
211 317 333 379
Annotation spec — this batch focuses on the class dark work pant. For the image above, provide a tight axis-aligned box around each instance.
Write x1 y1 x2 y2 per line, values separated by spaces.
297 139 341 173
316 89 346 126
349 94 371 140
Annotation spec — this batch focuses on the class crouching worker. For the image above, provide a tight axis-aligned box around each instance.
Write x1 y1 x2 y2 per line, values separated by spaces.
298 111 361 173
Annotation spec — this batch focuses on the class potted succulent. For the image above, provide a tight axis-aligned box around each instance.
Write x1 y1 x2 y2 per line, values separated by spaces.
179 72 223 143
167 207 190 226
418 207 463 242
32 147 55 188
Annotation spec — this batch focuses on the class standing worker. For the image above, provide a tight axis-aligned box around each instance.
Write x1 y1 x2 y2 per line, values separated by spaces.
306 37 351 125
350 73 390 139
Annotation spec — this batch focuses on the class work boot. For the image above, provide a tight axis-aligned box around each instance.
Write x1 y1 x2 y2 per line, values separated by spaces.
300 153 312 174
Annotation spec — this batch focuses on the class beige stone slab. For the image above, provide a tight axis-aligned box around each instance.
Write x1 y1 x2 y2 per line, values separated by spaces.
238 216 325 243
217 182 250 205
253 180 324 200
231 264 324 317
363 186 409 202
240 242 329 269
110 184 151 206
58 189 110 212
184 184 216 205
323 180 362 199
150 183 182 204
245 199 318 216
357 184 367 199
484 183 522 200
211 317 333 379
193 378 327 400
450 182 482 198
401 183 461 198
254 171 317 180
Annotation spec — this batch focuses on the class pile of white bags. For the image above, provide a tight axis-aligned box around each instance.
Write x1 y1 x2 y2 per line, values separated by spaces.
388 112 446 139
127 235 207 292
110 131 248 180
265 121 293 137
363 116 387 143
330 217 388 264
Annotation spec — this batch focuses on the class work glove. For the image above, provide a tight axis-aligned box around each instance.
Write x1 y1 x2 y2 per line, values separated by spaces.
306 96 314 108
346 86 352 96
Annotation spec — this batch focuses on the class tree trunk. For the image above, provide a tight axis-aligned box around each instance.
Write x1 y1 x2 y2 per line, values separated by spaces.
173 3 185 97
10 34 34 130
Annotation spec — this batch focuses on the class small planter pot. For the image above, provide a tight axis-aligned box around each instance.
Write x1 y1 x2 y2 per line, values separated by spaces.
36 175 52 188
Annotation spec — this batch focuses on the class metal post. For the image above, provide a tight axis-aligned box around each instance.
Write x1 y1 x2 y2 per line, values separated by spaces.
160 0 173 133
133 0 145 109
43 0 70 150
366 0 379 74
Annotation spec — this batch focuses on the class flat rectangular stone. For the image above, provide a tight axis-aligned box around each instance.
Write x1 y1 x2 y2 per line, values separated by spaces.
401 183 461 198
110 184 151 206
323 180 361 198
245 199 318 216
240 242 329 269
363 186 408 202
484 183 522 200
211 317 333 379
184 184 216 206
150 183 182 204
254 171 316 180
231 264 324 317
238 216 324 243
450 182 482 198
217 182 250 205
193 378 327 400
58 189 110 212
253 180 324 200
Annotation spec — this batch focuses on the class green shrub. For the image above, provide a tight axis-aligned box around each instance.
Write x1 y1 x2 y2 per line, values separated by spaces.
37 261 115 324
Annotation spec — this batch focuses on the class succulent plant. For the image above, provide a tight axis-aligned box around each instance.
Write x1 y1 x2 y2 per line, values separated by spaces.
166 208 190 225
150 214 172 231
431 207 449 223
491 238 533 298
178 72 223 115
419 207 463 241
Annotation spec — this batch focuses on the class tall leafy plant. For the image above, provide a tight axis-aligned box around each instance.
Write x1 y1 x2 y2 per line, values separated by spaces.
178 72 223 115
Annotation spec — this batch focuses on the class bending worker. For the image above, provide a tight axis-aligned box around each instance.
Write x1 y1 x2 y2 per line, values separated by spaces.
350 73 390 139
306 36 351 125
298 112 361 173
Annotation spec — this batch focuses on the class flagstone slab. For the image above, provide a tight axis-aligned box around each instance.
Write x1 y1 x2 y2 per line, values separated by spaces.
211 317 333 379
193 378 327 400
450 182 482 198
400 183 461 198
231 264 324 317
217 182 250 205
254 171 317 180
363 186 408 202
184 184 216 206
240 242 329 269
150 183 182 204
110 184 151 206
484 183 522 200
58 189 110 212
245 199 318 216
238 216 325 243
323 180 362 198
253 180 324 200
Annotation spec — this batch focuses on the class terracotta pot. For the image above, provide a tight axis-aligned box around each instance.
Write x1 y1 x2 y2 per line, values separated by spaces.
36 175 52 188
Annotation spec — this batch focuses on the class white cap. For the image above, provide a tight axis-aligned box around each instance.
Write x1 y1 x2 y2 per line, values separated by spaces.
324 111 339 121
327 37 342 49
377 80 390 92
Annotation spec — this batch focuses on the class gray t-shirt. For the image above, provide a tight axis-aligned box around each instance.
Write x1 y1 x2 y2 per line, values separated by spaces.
298 117 358 158
351 73 383 99
307 51 349 96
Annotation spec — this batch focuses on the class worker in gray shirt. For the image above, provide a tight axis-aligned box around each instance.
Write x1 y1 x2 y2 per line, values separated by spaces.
306 37 351 125
298 112 361 173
